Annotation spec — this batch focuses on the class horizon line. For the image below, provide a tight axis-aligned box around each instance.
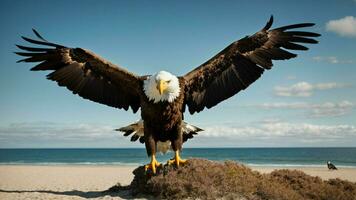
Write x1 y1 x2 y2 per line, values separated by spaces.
1 147 356 149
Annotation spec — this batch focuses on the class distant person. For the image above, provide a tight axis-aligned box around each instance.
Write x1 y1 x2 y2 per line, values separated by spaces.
327 161 337 170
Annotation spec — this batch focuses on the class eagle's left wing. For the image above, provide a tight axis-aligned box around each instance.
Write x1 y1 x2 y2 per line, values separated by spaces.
183 16 320 114
16 29 143 113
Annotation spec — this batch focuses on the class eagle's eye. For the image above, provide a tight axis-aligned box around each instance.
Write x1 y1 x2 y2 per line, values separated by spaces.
167 80 171 83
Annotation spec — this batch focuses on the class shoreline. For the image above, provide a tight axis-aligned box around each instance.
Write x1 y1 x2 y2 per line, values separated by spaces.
1 162 356 168
1 164 355 199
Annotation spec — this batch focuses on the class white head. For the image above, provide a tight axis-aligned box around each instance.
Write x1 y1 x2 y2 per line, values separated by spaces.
143 71 180 103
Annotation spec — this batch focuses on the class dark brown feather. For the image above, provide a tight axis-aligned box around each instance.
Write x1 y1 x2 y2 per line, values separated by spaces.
21 36 65 48
275 23 315 31
282 42 309 50
16 45 53 52
285 31 321 37
31 61 64 71
32 28 48 41
16 30 143 113
183 16 319 114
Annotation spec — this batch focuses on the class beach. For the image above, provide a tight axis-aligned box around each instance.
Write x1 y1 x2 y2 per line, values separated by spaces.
1 165 355 200
0 165 135 199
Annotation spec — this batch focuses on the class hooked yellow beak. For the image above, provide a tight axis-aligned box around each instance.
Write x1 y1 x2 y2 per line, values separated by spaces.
157 80 168 95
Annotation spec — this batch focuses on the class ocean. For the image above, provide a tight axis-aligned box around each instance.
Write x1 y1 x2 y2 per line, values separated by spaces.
1 148 356 168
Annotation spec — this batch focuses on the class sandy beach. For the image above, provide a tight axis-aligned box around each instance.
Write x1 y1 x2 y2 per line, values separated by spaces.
0 165 136 199
1 165 355 200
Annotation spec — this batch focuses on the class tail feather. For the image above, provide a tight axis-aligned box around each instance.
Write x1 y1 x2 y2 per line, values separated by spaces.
115 120 144 143
182 122 203 142
116 119 203 153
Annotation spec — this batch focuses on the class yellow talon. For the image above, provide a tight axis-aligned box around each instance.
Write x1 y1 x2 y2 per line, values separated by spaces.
167 150 186 167
144 154 161 174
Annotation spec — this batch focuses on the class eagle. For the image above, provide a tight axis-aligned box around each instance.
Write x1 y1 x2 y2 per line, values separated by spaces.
16 16 320 173
327 161 338 170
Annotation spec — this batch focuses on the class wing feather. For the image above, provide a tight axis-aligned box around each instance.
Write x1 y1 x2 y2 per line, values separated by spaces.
183 16 320 114
16 30 143 112
16 45 54 52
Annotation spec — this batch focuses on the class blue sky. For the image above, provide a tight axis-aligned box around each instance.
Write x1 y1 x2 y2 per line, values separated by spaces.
0 0 355 148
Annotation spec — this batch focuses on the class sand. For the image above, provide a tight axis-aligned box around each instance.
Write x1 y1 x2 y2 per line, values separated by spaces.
0 165 136 199
1 165 355 199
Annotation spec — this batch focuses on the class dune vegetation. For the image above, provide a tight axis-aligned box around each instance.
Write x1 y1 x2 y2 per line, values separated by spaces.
108 159 356 200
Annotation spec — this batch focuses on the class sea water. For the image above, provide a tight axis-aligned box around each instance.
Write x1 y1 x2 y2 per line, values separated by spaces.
0 148 355 168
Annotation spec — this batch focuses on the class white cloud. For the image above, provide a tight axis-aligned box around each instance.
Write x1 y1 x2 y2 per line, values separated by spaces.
311 101 355 117
312 56 354 64
285 75 297 80
0 122 134 148
0 122 115 140
274 82 313 97
274 82 350 97
201 121 356 142
254 100 355 117
257 102 309 109
2 121 356 148
326 16 356 37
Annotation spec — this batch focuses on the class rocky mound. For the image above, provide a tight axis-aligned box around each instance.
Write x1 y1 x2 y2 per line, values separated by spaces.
108 159 356 200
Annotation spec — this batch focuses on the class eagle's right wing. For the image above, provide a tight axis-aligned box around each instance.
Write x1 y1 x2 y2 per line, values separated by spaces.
183 16 320 114
16 29 142 113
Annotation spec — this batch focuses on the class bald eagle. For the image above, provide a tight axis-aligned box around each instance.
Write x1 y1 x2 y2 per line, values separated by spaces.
16 16 319 173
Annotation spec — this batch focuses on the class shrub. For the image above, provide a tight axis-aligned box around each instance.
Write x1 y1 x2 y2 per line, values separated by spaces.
108 159 356 200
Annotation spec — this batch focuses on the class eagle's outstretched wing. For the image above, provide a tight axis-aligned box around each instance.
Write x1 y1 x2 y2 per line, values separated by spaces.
183 16 320 114
16 29 142 113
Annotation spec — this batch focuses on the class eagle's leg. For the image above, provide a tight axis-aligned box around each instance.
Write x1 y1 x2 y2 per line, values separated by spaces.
167 130 186 167
144 154 161 174
144 133 161 174
167 150 186 167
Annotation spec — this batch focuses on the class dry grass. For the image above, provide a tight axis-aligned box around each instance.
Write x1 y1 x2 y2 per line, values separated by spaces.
269 169 356 200
108 159 356 200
